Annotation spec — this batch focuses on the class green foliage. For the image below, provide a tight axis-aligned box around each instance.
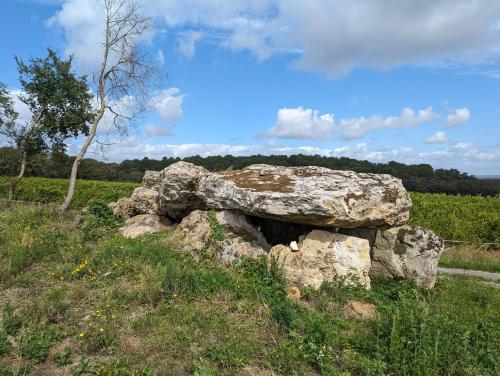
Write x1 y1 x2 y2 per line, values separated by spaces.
14 48 93 154
209 210 225 241
0 176 137 207
0 330 10 356
18 326 59 363
54 346 71 366
2 303 24 336
81 198 123 240
0 82 17 130
409 192 500 243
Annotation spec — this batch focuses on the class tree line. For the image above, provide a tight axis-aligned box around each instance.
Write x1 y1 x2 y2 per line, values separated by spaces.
1 146 498 196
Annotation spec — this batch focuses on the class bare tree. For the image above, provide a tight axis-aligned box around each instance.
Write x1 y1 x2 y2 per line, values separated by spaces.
60 0 157 212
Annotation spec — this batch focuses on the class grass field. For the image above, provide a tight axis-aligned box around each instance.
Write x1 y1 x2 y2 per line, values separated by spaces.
1 176 499 244
0 204 498 375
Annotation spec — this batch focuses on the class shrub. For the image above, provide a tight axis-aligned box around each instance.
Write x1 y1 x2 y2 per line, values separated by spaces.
81 198 122 240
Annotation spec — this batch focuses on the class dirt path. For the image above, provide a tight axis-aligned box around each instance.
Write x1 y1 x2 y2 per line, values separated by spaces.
437 267 500 282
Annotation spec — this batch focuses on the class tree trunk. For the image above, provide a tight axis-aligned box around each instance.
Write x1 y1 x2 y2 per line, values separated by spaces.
59 110 104 212
7 150 27 207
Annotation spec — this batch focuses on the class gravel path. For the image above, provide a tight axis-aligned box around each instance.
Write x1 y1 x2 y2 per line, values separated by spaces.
437 267 500 282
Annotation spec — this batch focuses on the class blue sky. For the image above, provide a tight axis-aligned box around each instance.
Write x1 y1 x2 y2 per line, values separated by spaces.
1 0 499 174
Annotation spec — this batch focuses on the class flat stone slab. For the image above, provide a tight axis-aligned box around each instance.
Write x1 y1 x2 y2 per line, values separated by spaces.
198 164 411 228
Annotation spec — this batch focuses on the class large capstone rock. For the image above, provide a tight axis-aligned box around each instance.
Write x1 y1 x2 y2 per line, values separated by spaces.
197 164 411 228
174 210 270 265
269 230 371 290
119 214 173 239
157 162 208 218
370 225 444 288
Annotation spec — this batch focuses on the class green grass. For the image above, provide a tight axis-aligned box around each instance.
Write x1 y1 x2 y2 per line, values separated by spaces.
438 246 500 273
0 205 498 375
409 192 500 244
1 176 499 243
0 176 137 208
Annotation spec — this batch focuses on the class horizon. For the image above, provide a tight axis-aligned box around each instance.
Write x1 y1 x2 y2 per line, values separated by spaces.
1 0 499 175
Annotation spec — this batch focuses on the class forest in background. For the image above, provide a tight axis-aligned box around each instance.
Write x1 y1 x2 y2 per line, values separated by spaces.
0 146 499 196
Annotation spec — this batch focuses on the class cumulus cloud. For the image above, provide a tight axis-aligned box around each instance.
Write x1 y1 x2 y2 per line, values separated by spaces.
425 131 448 144
446 107 471 127
49 0 500 77
176 31 203 59
263 107 335 140
143 88 185 137
149 88 185 122
340 107 439 140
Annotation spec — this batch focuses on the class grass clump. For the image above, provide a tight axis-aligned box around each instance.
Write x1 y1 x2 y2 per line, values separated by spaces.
0 330 10 356
209 210 225 241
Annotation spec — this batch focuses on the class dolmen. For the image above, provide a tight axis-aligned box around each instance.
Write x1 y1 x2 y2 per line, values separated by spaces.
109 162 444 289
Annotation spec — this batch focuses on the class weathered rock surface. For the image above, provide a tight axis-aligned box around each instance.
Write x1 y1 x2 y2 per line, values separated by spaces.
157 162 208 218
269 230 371 290
119 214 173 239
197 164 411 228
370 225 444 288
174 210 270 265
109 187 161 219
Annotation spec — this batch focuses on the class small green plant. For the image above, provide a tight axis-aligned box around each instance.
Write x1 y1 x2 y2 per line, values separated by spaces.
0 330 11 356
54 346 72 366
82 198 122 240
18 326 59 363
209 210 225 241
2 303 23 336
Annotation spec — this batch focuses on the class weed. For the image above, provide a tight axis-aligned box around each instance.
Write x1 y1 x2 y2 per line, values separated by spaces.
54 346 72 366
2 303 23 336
18 326 59 363
0 330 10 356
209 210 225 241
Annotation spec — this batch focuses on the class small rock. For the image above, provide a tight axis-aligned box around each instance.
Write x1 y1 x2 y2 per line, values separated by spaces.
344 300 376 320
119 214 172 239
290 241 299 251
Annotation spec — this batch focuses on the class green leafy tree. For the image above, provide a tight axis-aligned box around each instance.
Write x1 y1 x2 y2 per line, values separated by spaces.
1 49 94 204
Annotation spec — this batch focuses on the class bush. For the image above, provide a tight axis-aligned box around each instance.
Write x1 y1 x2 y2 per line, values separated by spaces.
81 198 122 240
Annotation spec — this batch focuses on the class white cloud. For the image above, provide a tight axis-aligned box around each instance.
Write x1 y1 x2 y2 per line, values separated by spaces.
425 131 448 144
47 0 105 69
263 107 335 140
446 107 471 127
176 31 203 60
149 88 185 123
50 0 500 77
340 107 439 140
144 123 172 137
